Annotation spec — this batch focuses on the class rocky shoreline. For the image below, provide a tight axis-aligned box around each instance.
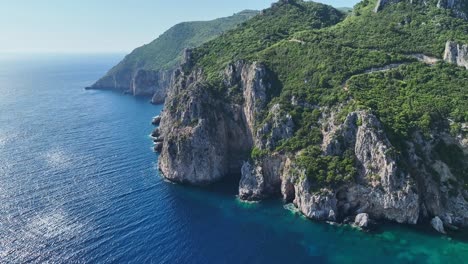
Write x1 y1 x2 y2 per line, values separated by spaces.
150 34 468 234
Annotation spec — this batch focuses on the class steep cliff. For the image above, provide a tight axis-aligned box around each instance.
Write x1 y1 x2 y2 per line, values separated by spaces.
156 0 468 233
158 61 274 184
88 10 258 101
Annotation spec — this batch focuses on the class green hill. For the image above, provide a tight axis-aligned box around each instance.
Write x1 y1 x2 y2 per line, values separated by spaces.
90 10 258 95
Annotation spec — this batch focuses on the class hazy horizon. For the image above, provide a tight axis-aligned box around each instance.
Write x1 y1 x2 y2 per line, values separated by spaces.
0 0 360 54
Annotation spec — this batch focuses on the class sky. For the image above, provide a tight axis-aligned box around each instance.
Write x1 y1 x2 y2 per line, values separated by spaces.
0 0 360 53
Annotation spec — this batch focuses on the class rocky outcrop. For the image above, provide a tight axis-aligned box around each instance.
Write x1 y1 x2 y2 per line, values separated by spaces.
239 155 286 200
223 61 270 139
294 183 338 222
238 103 294 200
355 213 370 228
152 115 161 126
444 41 468 69
257 104 294 150
431 216 446 234
322 111 420 224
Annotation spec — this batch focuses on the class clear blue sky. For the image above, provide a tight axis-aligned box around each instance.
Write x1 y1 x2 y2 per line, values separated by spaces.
0 0 360 53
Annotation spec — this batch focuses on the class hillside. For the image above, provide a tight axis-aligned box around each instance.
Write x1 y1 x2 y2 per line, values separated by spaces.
88 10 258 102
156 0 468 234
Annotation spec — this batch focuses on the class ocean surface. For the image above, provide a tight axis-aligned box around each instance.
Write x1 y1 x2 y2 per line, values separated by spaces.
0 54 467 264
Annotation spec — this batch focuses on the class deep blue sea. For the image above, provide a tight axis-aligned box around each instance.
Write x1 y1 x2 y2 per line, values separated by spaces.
0 54 467 264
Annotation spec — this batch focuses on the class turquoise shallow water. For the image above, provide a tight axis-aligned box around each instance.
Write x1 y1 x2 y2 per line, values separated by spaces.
0 54 467 263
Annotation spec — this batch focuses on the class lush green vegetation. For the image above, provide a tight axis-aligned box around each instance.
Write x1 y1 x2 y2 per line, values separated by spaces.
184 0 468 187
297 147 357 189
348 62 468 138
192 1 344 81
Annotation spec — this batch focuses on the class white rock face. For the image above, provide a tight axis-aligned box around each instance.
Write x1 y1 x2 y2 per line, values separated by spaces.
239 155 285 200
444 41 468 69
355 213 370 228
294 182 337 222
323 111 420 224
431 216 446 234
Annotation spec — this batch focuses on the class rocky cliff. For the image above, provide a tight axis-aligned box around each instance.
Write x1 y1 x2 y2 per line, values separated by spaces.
158 60 275 184
155 0 468 234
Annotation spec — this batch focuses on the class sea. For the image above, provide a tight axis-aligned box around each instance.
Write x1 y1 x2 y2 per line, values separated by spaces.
0 54 467 263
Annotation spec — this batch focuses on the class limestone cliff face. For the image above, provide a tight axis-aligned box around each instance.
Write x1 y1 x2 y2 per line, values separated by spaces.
240 110 420 224
239 155 287 200
158 61 274 185
238 109 467 227
238 102 295 200
444 41 468 69
91 68 173 100
322 111 420 224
